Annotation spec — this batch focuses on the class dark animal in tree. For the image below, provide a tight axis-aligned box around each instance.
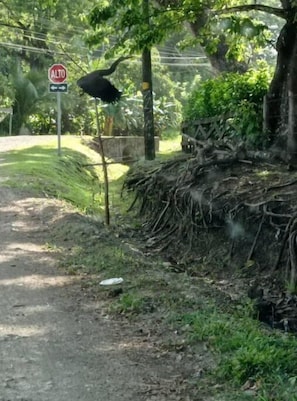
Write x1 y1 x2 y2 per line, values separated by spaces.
77 56 131 103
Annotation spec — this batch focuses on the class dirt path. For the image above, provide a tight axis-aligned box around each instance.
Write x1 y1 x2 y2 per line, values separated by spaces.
0 135 58 152
0 137 185 401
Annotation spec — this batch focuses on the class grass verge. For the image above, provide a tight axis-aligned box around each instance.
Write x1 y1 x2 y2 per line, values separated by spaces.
0 135 130 215
176 305 297 400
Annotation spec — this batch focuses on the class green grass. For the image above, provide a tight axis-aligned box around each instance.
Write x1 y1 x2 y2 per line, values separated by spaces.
158 132 182 160
110 293 145 315
0 136 130 215
0 135 181 215
177 305 297 400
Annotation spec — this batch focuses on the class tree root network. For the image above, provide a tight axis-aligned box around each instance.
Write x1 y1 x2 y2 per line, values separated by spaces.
123 147 297 332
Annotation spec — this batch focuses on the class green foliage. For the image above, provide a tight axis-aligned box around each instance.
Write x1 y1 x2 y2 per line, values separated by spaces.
0 0 96 134
11 67 49 134
0 64 51 135
159 128 180 140
87 0 183 55
210 14 271 62
0 0 184 136
179 306 297 400
111 293 144 315
0 0 285 136
106 94 181 136
183 64 272 146
86 0 276 69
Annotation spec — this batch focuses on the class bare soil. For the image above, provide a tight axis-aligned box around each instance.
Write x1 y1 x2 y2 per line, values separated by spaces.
0 137 197 401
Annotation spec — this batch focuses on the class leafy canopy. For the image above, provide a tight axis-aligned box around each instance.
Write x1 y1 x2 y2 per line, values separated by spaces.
86 0 273 61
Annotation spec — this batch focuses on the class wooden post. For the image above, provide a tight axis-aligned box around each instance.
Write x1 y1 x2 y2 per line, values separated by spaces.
94 98 110 225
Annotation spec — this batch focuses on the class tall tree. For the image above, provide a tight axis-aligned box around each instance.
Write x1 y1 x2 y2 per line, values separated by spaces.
87 0 297 163
205 1 297 163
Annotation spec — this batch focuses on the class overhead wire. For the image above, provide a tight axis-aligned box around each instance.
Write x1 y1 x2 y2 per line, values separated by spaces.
0 40 210 68
0 2 211 59
0 3 210 69
0 27 209 67
0 23 206 59
0 23 90 51
0 22 208 62
0 42 209 68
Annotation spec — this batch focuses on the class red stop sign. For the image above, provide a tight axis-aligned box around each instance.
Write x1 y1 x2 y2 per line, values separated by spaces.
48 64 67 84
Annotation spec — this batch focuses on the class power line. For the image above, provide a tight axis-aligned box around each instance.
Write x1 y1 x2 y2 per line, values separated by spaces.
0 35 208 65
0 41 76 57
0 24 90 52
0 23 207 63
0 40 210 71
0 5 209 58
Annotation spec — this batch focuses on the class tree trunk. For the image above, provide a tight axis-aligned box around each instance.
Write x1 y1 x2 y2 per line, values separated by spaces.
190 24 248 73
157 0 247 74
265 22 296 144
142 47 155 160
287 27 297 165
142 0 155 160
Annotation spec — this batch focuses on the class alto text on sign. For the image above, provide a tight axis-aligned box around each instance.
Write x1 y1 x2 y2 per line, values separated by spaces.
48 64 68 84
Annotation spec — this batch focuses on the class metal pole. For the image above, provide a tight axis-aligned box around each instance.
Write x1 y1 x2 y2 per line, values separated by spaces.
9 111 12 136
57 92 62 156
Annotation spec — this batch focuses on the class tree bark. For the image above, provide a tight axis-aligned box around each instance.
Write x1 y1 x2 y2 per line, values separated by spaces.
265 22 295 141
287 27 297 165
142 47 156 160
142 0 155 160
157 0 248 73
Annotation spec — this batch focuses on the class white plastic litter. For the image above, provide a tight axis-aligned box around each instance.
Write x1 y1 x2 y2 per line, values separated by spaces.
99 278 124 286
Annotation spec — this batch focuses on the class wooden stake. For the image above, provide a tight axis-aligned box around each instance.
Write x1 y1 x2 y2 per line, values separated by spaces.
94 98 110 225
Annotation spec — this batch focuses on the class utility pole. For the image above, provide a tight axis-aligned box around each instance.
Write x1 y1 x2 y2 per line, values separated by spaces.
142 0 155 160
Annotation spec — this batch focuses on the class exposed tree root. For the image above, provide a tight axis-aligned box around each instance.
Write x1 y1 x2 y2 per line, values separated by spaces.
123 147 297 331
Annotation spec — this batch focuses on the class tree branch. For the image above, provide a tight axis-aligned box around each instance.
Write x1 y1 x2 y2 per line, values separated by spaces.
214 4 288 20
0 0 29 29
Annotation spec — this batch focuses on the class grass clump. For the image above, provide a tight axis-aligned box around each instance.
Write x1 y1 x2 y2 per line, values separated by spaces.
110 293 144 315
179 306 297 400
61 238 143 276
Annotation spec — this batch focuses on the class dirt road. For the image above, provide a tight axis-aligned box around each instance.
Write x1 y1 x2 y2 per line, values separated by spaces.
0 137 184 401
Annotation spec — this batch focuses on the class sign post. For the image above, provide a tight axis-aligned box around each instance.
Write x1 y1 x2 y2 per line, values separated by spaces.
48 64 68 156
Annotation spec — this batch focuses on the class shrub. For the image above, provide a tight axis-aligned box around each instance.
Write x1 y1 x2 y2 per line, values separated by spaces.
182 65 272 147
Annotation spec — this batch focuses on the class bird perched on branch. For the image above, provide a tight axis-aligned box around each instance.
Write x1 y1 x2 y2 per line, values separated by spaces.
77 56 131 103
